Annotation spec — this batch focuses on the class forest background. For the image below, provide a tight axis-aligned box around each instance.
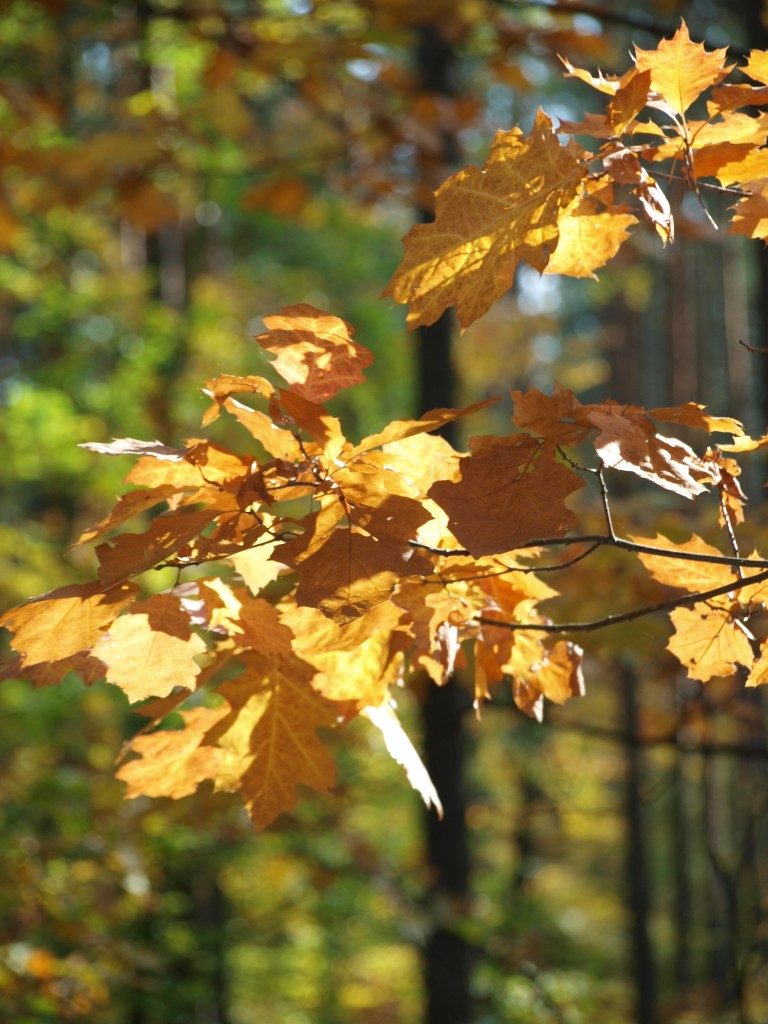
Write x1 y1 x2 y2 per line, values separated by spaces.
1 0 767 1022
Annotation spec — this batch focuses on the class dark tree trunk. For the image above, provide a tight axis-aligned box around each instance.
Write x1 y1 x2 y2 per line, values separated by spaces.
622 661 657 1024
414 24 473 1024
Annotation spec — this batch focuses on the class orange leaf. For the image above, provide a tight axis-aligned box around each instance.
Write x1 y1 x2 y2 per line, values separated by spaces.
648 402 744 437
255 304 374 403
73 485 179 548
384 111 586 328
634 20 730 118
511 383 590 445
96 507 219 586
117 705 229 799
91 594 207 702
0 580 138 667
428 437 583 557
211 651 337 830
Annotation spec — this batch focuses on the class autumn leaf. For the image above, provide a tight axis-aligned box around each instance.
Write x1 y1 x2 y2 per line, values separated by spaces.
209 651 338 830
428 437 583 557
586 407 709 498
73 485 180 548
293 528 428 622
96 507 220 586
648 402 744 437
384 111 586 328
91 593 207 702
544 188 637 279
255 304 373 402
0 580 138 667
511 383 590 445
634 21 730 118
667 602 753 682
631 533 737 593
117 704 229 799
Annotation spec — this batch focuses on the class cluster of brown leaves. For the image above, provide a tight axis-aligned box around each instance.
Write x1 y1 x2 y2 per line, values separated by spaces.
386 23 768 328
4 24 768 828
3 302 768 827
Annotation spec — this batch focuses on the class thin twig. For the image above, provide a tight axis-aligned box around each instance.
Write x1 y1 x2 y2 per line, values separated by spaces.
477 568 768 634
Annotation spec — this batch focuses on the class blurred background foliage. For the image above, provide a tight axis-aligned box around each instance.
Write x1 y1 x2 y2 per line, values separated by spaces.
1 0 768 1021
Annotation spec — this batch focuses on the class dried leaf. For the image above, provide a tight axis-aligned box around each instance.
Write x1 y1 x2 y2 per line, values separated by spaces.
255 304 373 402
428 437 583 557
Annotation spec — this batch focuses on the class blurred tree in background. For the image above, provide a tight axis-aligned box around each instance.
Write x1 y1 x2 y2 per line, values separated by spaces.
1 1 767 1022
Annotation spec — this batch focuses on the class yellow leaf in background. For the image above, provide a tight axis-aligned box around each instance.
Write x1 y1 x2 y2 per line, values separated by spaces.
667 602 753 682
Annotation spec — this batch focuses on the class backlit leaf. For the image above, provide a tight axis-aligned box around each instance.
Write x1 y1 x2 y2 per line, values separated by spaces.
255 304 374 402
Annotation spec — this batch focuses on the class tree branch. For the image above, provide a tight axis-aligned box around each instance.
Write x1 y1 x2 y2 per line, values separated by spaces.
477 568 768 634
411 534 768 571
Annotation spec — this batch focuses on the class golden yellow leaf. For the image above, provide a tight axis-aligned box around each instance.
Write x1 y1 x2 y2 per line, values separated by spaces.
667 602 753 682
544 191 637 279
630 533 736 592
743 50 768 85
384 111 586 329
634 20 730 117
0 580 138 667
91 594 207 702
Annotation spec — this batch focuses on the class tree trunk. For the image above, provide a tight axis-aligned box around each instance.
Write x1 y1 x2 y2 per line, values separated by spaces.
414 24 473 1024
622 661 657 1024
